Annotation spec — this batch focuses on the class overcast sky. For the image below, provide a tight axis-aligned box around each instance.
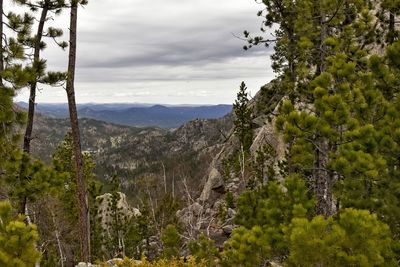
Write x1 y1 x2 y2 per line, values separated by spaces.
13 0 275 104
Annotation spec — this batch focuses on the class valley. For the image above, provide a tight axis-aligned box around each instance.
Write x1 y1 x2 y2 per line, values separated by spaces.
30 109 234 202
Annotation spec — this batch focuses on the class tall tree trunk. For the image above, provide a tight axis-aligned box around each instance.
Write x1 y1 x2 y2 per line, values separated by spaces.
0 0 4 87
66 2 90 262
314 139 332 217
23 1 49 154
388 12 395 44
18 2 50 217
317 10 327 75
287 27 295 84
314 5 332 217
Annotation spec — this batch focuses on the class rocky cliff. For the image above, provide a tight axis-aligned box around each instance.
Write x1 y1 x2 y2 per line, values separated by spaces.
177 83 287 245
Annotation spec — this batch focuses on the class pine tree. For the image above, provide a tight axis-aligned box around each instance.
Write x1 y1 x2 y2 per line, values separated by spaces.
287 209 396 266
0 1 33 168
221 175 315 265
100 175 130 258
188 234 219 267
0 201 41 267
233 81 253 152
123 203 153 259
379 0 400 44
220 0 400 264
161 224 181 259
51 132 102 264
233 81 253 182
13 0 68 156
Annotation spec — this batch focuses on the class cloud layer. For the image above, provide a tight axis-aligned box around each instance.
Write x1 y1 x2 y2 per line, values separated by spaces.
14 0 275 104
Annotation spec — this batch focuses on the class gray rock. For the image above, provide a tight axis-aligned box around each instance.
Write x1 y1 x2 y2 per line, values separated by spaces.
97 192 141 233
75 263 99 267
270 262 283 267
105 258 124 266
222 225 235 235
190 202 204 215
148 235 159 243
149 241 158 247
227 208 236 218
199 168 224 202
232 178 240 183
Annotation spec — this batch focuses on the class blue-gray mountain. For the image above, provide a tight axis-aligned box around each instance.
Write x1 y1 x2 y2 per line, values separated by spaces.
17 102 232 128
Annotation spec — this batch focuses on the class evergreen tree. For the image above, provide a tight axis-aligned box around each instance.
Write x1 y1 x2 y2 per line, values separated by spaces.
379 0 400 44
161 224 181 259
237 0 400 263
51 131 102 264
5 151 66 212
233 81 253 182
13 0 68 156
233 81 253 152
100 175 132 259
188 234 219 267
0 201 41 267
287 209 396 266
222 175 314 265
0 1 33 172
123 204 153 259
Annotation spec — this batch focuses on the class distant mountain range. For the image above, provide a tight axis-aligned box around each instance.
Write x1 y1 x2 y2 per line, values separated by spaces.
16 102 233 128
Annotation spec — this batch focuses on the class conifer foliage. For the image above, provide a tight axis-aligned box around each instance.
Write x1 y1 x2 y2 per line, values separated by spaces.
220 0 400 265
233 81 253 152
0 201 40 267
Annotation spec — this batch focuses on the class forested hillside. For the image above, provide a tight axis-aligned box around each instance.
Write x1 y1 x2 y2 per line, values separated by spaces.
1 0 400 266
30 113 233 201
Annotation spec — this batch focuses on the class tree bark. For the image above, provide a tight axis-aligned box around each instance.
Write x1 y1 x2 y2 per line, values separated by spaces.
66 2 90 262
314 139 332 217
18 1 50 218
0 0 4 87
23 1 49 154
388 12 395 44
317 9 327 75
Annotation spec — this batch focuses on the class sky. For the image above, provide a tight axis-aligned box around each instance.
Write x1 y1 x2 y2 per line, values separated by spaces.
12 0 275 104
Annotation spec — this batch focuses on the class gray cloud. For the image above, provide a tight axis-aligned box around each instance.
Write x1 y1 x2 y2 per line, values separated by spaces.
14 0 275 104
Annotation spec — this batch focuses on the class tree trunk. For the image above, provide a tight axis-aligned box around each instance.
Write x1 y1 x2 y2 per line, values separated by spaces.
18 2 50 217
66 2 90 263
287 27 295 84
317 10 327 75
0 0 4 87
314 139 332 217
388 12 395 44
23 2 49 154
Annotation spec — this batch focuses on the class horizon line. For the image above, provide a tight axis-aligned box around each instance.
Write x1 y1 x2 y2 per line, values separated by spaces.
15 101 233 106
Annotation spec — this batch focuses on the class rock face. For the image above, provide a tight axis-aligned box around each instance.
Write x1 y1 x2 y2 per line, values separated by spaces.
199 167 225 202
198 84 285 203
97 192 140 232
177 83 286 244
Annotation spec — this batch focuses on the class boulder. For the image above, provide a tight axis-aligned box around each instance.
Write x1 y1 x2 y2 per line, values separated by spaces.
96 192 141 235
75 263 99 267
199 167 224 202
227 208 236 218
222 225 235 235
